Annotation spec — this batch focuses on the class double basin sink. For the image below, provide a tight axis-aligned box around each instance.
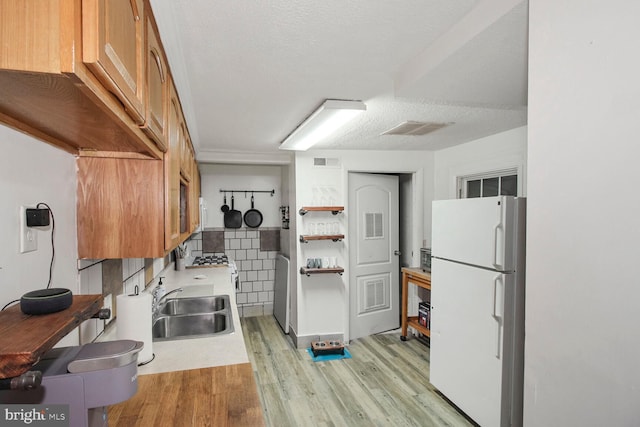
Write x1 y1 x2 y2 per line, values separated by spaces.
152 295 234 341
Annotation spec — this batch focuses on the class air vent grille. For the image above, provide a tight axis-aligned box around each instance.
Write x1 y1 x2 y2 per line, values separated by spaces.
381 121 450 136
313 157 340 168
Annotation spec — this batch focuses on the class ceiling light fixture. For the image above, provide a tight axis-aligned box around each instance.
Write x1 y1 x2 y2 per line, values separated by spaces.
279 99 366 151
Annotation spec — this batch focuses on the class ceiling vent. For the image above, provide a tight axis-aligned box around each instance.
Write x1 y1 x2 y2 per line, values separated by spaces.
381 121 450 136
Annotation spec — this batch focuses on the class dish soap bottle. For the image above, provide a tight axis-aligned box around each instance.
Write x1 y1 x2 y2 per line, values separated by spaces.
154 277 166 304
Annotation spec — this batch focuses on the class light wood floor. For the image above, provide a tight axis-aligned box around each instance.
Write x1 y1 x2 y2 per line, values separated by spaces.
241 316 475 427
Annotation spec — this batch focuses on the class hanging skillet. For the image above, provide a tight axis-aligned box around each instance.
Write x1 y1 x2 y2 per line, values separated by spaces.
244 193 263 228
224 194 242 228
221 192 229 213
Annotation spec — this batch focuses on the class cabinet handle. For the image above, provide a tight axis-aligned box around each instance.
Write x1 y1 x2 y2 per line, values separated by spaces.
129 0 140 21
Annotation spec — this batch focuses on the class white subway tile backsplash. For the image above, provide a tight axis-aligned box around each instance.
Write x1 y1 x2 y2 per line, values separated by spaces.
185 227 280 317
236 293 248 304
238 271 248 282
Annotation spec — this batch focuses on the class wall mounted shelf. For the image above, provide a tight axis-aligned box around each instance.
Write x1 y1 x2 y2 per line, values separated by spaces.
300 267 344 276
299 234 344 243
299 206 344 215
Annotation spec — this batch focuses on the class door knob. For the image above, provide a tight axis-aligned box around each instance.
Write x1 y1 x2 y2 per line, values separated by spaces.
394 250 401 256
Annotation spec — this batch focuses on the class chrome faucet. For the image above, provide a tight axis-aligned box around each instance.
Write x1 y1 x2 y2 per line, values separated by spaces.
152 288 184 314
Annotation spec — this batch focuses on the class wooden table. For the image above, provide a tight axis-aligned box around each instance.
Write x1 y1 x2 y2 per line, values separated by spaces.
400 267 431 341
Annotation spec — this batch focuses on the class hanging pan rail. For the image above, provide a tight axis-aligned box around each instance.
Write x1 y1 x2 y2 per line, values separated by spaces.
219 189 275 196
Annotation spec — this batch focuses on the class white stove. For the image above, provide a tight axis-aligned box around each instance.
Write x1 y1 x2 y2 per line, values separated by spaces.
187 255 229 268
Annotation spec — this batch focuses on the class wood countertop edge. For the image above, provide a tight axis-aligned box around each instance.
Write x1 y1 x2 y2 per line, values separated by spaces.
108 362 265 426
0 295 103 379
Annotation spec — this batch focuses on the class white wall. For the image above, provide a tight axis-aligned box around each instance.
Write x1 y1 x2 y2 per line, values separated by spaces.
525 1 640 425
199 164 283 228
292 150 433 343
0 125 78 310
433 126 527 201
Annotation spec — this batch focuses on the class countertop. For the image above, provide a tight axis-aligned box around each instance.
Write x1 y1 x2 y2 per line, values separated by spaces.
99 264 249 376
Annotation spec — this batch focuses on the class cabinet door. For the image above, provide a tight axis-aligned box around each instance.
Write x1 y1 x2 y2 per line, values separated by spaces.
180 130 193 181
142 5 168 151
165 83 182 250
83 0 145 125
77 157 164 259
190 158 201 232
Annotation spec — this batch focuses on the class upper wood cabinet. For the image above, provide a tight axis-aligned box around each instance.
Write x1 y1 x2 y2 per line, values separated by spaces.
141 4 168 151
77 156 165 259
190 158 201 231
82 0 146 126
165 82 183 251
180 127 194 181
1 0 199 258
0 0 161 159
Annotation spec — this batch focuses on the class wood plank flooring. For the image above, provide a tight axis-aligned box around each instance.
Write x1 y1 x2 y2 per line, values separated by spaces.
241 316 476 427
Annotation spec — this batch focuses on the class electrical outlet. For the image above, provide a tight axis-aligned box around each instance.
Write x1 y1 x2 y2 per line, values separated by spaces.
20 206 37 253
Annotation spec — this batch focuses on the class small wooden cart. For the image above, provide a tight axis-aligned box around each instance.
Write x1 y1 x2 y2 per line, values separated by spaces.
400 267 431 341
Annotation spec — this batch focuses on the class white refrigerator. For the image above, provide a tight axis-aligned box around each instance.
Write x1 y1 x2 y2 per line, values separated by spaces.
430 196 525 427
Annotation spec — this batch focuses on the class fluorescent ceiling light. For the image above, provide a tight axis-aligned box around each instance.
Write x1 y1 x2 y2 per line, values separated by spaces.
279 99 366 151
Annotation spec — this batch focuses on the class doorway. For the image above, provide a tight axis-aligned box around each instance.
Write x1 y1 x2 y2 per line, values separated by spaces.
348 172 413 341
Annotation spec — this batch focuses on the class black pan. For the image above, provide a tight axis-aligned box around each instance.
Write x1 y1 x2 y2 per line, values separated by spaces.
224 195 242 228
244 194 263 228
221 193 229 213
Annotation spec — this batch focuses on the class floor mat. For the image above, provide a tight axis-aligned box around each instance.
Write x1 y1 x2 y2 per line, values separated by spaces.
306 347 352 362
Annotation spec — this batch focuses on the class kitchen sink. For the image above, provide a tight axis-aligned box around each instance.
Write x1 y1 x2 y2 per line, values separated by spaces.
158 295 227 315
152 312 233 341
152 294 234 341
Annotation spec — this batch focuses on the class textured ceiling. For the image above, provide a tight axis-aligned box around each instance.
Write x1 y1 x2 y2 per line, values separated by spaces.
150 0 528 163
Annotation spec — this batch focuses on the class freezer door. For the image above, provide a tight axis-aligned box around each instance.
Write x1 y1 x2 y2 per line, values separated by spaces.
430 258 516 427
432 196 519 271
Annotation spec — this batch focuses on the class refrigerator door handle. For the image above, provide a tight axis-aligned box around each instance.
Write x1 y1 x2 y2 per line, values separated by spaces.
493 275 503 359
493 201 504 270
492 223 500 268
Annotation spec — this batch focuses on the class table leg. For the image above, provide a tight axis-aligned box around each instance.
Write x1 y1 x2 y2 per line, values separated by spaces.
401 272 408 340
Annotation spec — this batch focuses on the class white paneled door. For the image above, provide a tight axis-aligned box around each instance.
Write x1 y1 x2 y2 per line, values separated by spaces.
349 173 400 341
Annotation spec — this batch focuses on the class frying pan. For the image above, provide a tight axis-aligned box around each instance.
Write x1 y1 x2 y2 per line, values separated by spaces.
224 194 242 228
244 194 263 228
221 193 229 213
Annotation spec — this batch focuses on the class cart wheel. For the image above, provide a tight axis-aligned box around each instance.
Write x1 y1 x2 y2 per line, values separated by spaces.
400 336 407 341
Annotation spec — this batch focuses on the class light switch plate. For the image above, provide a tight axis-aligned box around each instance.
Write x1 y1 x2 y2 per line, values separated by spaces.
20 205 37 253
